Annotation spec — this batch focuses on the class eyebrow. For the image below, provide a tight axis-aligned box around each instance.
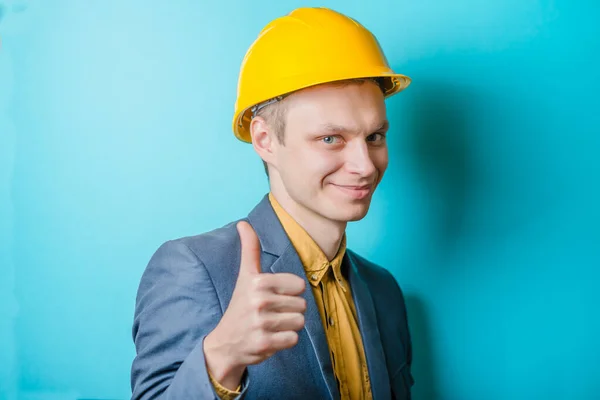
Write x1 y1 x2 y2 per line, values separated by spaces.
318 120 389 134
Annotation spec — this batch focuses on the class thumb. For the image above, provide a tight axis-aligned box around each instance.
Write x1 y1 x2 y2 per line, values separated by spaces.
236 221 262 278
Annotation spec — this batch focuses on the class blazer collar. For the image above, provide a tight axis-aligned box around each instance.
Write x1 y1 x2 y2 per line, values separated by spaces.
247 194 290 256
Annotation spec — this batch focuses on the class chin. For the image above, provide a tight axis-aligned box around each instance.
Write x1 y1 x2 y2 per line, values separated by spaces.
326 203 371 222
346 208 370 222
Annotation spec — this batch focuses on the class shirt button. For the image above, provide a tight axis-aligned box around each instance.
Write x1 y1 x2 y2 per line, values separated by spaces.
311 273 318 281
328 316 335 326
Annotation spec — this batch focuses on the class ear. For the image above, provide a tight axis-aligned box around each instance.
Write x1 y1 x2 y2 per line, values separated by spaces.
249 116 277 167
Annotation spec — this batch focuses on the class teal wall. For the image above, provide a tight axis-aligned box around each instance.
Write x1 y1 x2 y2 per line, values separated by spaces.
1 1 598 399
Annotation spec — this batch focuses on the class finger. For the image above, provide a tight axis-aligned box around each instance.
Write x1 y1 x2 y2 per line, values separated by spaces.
236 221 261 278
261 312 305 332
262 294 307 314
254 273 306 296
266 331 299 353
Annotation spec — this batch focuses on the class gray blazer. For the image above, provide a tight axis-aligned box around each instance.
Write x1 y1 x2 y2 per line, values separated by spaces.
131 194 414 399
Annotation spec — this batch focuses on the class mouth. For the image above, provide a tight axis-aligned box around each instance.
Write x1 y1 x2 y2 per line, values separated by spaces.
331 183 373 200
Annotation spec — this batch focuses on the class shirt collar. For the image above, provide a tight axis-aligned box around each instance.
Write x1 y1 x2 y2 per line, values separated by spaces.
268 192 347 288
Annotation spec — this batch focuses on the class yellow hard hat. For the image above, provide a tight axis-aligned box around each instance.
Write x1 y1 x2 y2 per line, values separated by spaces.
232 7 412 143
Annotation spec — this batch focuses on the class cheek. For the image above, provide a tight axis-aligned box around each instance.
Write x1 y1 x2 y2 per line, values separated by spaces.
290 148 343 181
312 155 345 183
373 149 389 172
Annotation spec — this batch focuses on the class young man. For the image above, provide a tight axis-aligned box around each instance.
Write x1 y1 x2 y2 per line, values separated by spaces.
131 7 414 400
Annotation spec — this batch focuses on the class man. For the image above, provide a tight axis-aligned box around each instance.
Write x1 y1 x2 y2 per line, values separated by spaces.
131 6 414 400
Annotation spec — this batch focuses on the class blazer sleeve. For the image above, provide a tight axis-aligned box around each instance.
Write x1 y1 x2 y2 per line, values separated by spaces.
130 240 249 399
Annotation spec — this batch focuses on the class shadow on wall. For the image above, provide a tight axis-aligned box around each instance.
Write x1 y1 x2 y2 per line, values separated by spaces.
404 81 475 254
387 80 479 400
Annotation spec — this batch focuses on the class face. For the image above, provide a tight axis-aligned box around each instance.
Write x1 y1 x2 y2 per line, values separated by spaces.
266 81 389 223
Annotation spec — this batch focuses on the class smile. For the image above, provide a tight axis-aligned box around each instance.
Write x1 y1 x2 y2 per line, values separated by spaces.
332 184 373 200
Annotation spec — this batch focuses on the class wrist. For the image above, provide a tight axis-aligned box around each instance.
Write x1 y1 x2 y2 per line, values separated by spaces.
203 331 246 390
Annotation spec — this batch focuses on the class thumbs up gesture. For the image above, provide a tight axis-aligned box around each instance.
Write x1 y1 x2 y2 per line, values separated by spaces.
203 221 307 390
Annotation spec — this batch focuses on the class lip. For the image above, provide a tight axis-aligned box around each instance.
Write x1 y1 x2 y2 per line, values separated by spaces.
332 184 373 200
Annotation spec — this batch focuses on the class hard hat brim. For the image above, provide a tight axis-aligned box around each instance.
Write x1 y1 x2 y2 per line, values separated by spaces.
232 72 411 143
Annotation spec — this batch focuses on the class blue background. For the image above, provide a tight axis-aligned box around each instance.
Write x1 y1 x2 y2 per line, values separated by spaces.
1 1 599 399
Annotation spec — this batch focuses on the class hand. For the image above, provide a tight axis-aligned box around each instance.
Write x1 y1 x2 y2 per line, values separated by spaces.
203 221 307 390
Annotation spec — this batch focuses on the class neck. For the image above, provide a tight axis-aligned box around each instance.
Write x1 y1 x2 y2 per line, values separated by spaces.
270 187 346 261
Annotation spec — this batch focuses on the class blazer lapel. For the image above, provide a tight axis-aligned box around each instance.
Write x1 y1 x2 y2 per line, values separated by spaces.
270 246 340 400
346 252 392 400
247 195 340 400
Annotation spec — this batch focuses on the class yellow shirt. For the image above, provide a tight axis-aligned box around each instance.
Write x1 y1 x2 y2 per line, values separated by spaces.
208 373 242 399
209 193 372 399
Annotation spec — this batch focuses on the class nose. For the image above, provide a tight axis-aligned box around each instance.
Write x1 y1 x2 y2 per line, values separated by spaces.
345 141 377 177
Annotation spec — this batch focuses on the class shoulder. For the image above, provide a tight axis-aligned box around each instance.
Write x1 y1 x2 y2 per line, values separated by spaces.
137 218 247 307
152 218 245 266
346 248 406 301
347 249 396 282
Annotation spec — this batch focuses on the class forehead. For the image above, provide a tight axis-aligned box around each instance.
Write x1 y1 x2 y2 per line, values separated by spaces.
284 81 387 134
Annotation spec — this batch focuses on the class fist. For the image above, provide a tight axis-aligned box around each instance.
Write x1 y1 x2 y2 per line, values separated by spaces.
203 221 307 389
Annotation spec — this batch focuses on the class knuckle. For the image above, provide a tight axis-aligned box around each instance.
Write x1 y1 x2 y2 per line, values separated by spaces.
256 335 271 354
287 331 299 346
296 276 306 290
299 298 307 311
295 314 305 328
250 313 262 331
251 275 266 290
258 316 274 331
251 295 270 312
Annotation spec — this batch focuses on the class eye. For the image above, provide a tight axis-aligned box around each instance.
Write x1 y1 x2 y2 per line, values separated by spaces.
322 136 340 144
367 132 386 142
